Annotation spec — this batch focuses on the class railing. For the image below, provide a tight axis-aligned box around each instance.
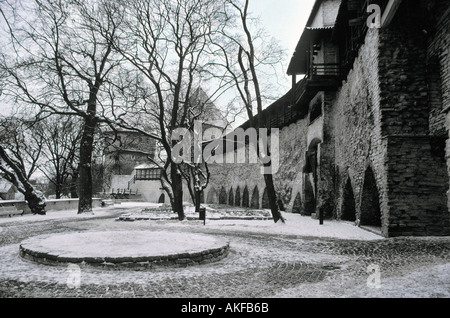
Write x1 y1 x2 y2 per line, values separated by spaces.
290 63 341 111
110 188 139 199
127 175 136 190
292 63 341 101
310 63 341 78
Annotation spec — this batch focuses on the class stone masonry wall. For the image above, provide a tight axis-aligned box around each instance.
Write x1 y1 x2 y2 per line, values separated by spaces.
377 1 450 236
427 2 450 212
316 91 337 219
205 0 450 237
206 118 309 213
331 28 389 235
207 28 387 235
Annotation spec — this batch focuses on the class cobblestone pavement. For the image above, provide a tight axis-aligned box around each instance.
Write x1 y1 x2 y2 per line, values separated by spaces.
0 209 449 298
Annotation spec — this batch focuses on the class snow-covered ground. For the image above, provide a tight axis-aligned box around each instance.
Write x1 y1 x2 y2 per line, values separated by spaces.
167 214 383 241
0 201 157 224
0 201 382 241
1 201 449 298
120 202 383 241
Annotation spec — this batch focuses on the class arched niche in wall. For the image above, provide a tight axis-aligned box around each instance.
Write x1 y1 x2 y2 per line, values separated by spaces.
360 166 382 227
250 186 260 209
341 178 356 222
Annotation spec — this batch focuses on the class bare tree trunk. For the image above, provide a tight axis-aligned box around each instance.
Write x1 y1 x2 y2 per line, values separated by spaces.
55 183 62 199
70 168 79 199
24 186 47 215
77 116 97 214
160 168 174 203
195 190 201 213
171 164 185 220
264 172 283 223
255 127 285 223
0 147 46 215
233 0 285 224
53 172 63 199
159 167 185 220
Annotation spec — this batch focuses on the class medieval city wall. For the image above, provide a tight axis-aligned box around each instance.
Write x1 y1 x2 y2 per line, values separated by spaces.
376 2 450 236
198 1 450 237
331 28 389 235
206 31 387 233
205 119 310 212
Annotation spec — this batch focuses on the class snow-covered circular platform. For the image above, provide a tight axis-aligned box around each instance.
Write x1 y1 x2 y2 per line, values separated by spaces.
19 230 230 270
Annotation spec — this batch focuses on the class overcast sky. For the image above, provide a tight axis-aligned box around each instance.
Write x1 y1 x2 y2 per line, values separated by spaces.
225 0 316 125
251 0 316 64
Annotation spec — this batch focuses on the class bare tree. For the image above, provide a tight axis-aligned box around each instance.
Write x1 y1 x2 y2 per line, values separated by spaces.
36 116 83 199
212 0 287 223
178 90 217 212
0 0 128 213
110 0 236 220
0 117 46 214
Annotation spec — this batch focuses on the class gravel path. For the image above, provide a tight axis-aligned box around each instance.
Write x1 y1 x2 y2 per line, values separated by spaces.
0 204 449 298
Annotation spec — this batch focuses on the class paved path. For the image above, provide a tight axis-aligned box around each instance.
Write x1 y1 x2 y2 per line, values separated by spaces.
0 205 449 298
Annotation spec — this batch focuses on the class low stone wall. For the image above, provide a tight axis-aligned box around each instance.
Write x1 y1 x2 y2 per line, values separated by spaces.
0 200 30 214
19 244 230 270
45 198 102 212
19 231 231 270
0 198 103 215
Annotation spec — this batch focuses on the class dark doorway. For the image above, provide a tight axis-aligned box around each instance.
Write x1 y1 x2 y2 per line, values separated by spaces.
292 192 302 214
242 186 249 208
219 187 227 205
158 193 165 204
250 186 260 209
360 167 382 226
207 188 218 204
341 178 356 221
228 188 234 206
304 177 316 216
235 186 241 207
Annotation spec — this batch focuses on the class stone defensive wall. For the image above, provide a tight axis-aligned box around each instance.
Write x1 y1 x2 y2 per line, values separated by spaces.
205 1 450 238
